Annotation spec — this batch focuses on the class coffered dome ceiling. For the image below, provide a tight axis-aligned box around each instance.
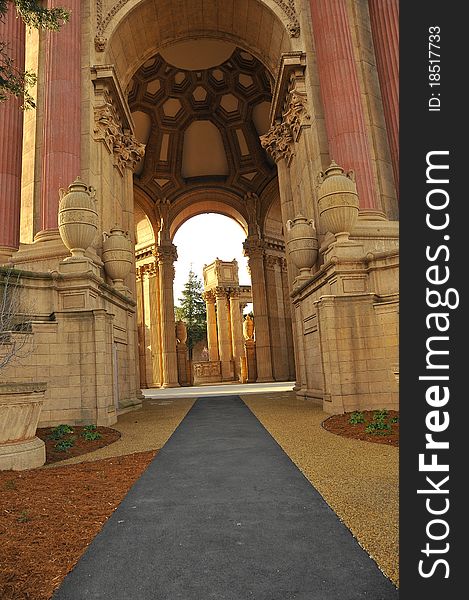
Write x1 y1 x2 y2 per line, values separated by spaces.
128 46 276 204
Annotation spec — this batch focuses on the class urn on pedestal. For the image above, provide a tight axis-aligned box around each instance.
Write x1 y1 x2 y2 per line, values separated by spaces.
285 214 318 280
102 228 133 290
317 161 359 243
58 178 98 261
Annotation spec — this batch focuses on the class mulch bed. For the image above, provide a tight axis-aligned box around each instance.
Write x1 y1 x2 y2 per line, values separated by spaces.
0 450 157 600
322 410 399 446
36 426 121 464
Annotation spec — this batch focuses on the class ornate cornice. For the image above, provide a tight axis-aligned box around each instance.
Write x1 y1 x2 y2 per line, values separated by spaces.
95 0 132 51
95 1 300 52
273 1 300 37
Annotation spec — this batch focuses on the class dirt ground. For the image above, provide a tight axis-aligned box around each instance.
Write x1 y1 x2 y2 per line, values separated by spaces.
322 410 399 447
36 426 122 464
0 451 156 600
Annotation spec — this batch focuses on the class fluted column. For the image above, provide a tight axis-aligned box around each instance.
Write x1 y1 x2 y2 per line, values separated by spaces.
243 237 273 382
310 0 377 209
229 289 244 380
0 6 25 260
136 267 147 388
215 288 233 381
156 244 179 387
203 291 219 361
38 0 81 237
368 0 399 195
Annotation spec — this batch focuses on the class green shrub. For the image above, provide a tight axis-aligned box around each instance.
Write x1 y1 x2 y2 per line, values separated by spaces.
365 420 392 435
54 437 75 452
373 409 389 422
48 424 74 440
349 411 365 425
82 430 101 441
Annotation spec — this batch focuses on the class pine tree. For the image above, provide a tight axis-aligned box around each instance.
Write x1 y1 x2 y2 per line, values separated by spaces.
175 269 207 359
1 1 69 108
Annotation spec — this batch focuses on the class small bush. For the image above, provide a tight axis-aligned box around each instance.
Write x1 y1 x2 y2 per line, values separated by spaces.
373 409 389 422
48 424 74 440
54 437 76 452
390 416 399 424
365 420 392 435
349 411 365 425
82 430 101 441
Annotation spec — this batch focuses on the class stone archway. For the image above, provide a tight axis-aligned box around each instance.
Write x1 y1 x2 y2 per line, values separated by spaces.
116 18 297 388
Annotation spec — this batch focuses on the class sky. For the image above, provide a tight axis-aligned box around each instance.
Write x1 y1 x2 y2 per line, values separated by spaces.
172 213 251 306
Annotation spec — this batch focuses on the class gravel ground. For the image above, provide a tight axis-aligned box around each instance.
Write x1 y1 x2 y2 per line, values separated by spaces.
46 397 195 467
242 391 399 587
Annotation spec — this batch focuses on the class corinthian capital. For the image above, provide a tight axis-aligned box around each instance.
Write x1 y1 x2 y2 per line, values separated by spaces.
260 122 294 165
283 90 311 141
155 243 177 266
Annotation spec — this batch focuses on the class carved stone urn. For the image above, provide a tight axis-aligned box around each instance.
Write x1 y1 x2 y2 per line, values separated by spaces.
58 178 98 260
102 227 133 290
0 382 47 471
317 161 359 243
176 320 188 345
243 314 255 341
285 214 318 279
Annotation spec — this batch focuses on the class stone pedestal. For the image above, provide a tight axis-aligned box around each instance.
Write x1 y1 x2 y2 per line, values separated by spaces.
176 343 191 387
244 340 258 384
0 383 47 471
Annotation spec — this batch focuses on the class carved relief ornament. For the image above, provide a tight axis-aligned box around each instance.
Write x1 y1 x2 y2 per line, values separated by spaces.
260 122 294 165
92 66 145 174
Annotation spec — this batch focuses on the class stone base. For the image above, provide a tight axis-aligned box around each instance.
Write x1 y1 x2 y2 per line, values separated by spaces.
0 436 45 471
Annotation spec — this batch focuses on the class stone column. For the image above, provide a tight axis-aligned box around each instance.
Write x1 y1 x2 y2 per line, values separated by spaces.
243 237 273 382
229 290 244 380
143 261 162 387
368 0 399 195
155 244 179 387
265 255 290 381
135 266 147 388
38 0 81 238
0 6 25 261
310 0 377 210
215 287 233 381
203 291 219 361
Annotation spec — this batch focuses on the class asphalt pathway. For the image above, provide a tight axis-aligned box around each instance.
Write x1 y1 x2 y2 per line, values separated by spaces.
53 396 398 599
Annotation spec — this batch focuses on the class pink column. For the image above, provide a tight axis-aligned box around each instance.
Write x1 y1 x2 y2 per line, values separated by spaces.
369 0 399 196
0 7 25 257
39 0 81 236
310 0 376 209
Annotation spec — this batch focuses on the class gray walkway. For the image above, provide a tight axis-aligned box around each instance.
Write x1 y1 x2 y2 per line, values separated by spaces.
54 396 398 599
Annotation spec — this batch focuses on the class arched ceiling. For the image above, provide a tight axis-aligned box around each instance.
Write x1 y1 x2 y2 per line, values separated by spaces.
130 47 276 205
